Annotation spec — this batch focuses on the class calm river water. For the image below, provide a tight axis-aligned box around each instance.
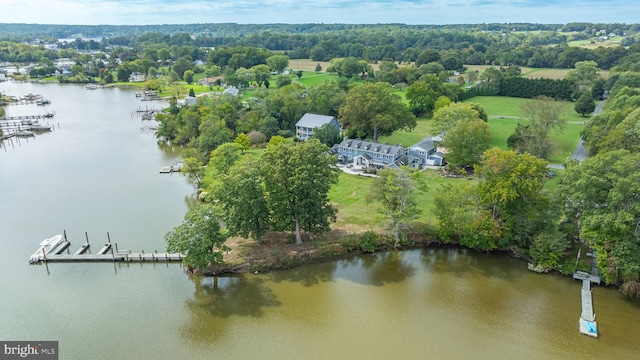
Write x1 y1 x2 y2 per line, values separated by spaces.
1 81 639 359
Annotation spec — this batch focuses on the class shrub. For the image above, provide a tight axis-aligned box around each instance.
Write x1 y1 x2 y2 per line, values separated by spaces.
359 231 379 253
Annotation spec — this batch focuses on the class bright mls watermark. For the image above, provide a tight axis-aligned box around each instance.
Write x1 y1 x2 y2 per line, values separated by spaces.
1 342 57 359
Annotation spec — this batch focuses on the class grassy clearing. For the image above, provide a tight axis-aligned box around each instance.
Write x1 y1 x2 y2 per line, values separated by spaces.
463 96 584 163
296 73 339 87
521 68 571 80
377 116 433 147
329 170 477 228
290 59 331 72
486 117 582 164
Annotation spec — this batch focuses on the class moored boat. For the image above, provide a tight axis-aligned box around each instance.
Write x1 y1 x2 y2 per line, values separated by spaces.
29 234 64 262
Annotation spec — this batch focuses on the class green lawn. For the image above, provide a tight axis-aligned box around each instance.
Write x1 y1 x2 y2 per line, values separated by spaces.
486 117 583 164
296 73 339 87
329 170 477 228
466 96 585 163
377 116 433 147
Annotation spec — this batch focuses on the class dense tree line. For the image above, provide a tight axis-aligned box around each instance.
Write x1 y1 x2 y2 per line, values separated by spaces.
2 23 640 71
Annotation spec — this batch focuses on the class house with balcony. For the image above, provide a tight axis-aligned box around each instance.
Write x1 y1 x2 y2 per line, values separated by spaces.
335 138 405 168
407 135 445 167
295 113 341 140
334 133 446 170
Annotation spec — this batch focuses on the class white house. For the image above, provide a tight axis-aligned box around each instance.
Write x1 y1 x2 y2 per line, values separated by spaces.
129 72 145 82
295 113 341 140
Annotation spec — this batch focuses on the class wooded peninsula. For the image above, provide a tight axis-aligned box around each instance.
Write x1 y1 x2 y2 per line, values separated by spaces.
1 22 639 300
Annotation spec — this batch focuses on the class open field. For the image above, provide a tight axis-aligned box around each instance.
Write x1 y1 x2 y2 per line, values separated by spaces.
463 64 608 79
329 170 476 228
467 96 585 164
568 38 623 49
486 117 582 164
290 59 332 72
467 96 590 123
296 72 340 87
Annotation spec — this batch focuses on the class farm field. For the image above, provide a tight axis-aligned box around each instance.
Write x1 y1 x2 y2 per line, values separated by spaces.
464 64 608 79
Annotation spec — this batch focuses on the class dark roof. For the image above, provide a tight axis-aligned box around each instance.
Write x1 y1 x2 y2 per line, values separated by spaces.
296 113 336 128
410 138 435 152
338 138 403 155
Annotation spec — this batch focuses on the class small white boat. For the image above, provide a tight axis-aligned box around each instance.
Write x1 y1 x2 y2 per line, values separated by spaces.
30 234 64 262
36 98 51 105
85 84 99 90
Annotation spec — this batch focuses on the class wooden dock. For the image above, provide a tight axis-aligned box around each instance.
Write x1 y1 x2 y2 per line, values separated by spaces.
29 232 184 264
0 114 54 121
574 270 600 338
39 251 184 263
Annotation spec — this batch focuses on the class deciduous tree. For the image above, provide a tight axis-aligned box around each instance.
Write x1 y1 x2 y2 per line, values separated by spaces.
261 139 339 244
339 82 415 141
476 148 549 248
165 204 228 271
575 91 596 117
560 149 640 292
431 102 481 134
443 118 492 166
368 168 425 247
215 156 270 243
266 54 289 73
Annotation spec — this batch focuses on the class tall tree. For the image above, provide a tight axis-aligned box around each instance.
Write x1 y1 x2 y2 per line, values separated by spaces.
306 81 347 117
443 118 492 166
434 184 501 251
313 122 341 147
266 54 290 73
368 168 425 247
339 82 416 141
575 91 596 117
560 149 640 296
261 139 339 244
250 64 271 87
509 96 566 159
215 156 270 243
476 148 549 248
566 60 600 90
431 102 481 134
165 204 228 272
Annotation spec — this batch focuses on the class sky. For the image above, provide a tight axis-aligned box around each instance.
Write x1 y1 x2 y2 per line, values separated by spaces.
0 0 637 26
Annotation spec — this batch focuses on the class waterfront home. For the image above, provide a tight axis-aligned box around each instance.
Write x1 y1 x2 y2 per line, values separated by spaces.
335 138 404 168
407 135 446 167
295 113 341 140
129 72 145 82
334 133 446 170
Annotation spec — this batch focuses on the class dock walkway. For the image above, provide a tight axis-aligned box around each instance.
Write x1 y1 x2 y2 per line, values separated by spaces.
573 270 600 338
29 232 184 264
